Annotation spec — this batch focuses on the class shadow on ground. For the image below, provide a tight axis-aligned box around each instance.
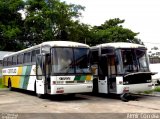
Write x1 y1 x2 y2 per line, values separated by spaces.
6 88 145 102
8 88 90 102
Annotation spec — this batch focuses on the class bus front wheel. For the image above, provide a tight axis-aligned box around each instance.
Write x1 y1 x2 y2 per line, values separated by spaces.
36 93 45 98
120 93 129 102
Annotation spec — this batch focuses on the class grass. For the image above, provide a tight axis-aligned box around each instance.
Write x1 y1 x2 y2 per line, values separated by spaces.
0 78 5 88
143 90 154 94
154 86 160 92
143 86 160 94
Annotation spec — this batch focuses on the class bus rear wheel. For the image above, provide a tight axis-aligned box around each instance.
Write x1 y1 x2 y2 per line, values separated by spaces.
8 80 13 91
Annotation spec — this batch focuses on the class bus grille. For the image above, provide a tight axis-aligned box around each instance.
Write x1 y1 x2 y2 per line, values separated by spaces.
66 81 85 83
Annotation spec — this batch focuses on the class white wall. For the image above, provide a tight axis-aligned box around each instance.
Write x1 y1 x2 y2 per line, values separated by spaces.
149 63 160 82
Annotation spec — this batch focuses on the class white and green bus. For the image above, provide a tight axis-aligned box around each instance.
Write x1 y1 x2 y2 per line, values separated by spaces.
90 42 154 100
2 41 93 97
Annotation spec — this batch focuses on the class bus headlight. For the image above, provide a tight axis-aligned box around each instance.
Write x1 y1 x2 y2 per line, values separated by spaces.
123 81 129 85
52 81 64 85
85 80 92 83
147 80 151 83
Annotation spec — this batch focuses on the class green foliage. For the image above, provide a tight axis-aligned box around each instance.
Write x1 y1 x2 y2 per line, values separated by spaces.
0 1 142 51
143 86 160 94
154 86 160 92
0 0 25 51
143 90 154 94
0 78 5 88
24 0 85 46
90 18 142 46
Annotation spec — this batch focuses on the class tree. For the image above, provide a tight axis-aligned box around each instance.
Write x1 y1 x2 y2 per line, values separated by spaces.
24 0 85 46
0 0 25 51
0 0 143 51
90 18 142 46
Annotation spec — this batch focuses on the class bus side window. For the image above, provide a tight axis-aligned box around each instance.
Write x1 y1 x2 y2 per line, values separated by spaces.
36 49 40 54
7 57 12 66
12 55 17 65
24 52 31 63
31 49 40 63
18 54 23 64
3 58 7 66
31 50 36 62
91 50 98 75
108 55 116 77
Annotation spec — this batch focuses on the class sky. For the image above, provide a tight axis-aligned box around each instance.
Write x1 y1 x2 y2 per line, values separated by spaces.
63 0 160 49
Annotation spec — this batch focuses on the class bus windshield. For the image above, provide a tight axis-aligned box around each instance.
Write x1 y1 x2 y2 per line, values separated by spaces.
52 47 91 74
120 48 149 73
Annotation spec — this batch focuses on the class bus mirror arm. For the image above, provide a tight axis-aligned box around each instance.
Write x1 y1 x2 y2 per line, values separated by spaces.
151 72 157 75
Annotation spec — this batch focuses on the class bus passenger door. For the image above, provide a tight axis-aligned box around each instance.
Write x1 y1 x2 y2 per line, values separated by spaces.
107 55 117 93
44 54 51 93
98 55 108 94
36 54 46 94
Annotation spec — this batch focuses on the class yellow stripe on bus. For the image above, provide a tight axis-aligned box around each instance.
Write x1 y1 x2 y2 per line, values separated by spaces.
12 66 23 88
86 75 92 81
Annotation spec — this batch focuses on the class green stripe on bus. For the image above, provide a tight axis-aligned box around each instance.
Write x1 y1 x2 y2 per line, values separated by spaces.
19 66 27 88
74 76 81 80
74 76 86 81
23 66 32 89
80 76 86 81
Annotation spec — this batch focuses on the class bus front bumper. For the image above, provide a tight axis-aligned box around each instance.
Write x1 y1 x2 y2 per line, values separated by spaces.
50 83 93 94
116 83 152 94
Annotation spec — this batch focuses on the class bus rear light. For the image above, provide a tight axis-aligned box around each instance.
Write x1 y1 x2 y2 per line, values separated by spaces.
147 80 151 83
56 90 64 93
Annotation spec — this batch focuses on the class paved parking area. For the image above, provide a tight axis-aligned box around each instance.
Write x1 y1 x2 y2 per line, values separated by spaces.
0 89 160 114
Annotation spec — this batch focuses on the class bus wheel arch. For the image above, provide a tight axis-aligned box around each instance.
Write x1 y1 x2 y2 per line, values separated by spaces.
8 78 12 91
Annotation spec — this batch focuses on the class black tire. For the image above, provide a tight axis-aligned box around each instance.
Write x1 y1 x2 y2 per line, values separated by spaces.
157 80 160 85
8 79 12 91
34 82 37 94
37 93 45 98
120 93 129 102
67 93 76 97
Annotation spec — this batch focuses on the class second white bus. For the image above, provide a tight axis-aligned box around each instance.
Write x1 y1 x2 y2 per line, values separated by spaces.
91 42 154 101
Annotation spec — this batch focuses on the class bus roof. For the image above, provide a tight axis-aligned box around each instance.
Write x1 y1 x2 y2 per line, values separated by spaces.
41 41 89 47
3 41 89 58
91 42 146 49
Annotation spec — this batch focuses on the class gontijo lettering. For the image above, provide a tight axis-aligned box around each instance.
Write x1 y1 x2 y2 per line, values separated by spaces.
8 69 17 73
